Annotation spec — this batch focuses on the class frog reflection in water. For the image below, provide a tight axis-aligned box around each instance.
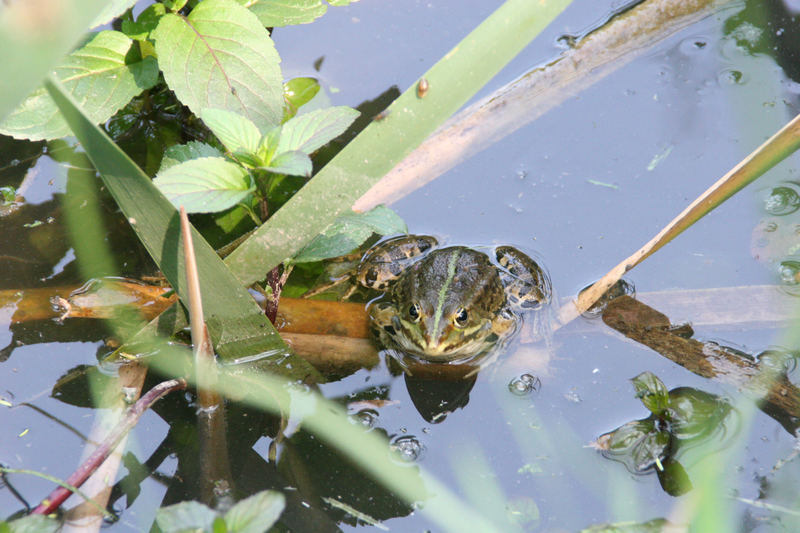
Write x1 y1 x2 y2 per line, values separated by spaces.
356 235 551 364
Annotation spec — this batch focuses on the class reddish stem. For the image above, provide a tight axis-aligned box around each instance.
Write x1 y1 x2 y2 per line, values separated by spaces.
32 378 187 515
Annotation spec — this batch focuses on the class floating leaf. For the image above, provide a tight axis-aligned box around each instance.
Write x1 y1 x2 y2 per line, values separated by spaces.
263 150 312 177
241 0 327 27
159 141 225 173
0 31 159 141
277 106 360 154
156 501 217 533
121 3 167 40
292 205 407 263
201 108 263 157
224 491 286 533
153 0 284 132
631 371 670 415
154 157 255 213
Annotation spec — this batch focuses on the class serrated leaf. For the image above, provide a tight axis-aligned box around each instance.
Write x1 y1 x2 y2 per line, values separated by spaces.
201 108 263 157
0 31 159 141
154 157 255 213
156 501 218 532
224 491 285 533
159 141 225 173
277 106 359 154
121 3 167 40
90 0 140 29
239 0 327 27
263 150 312 177
291 205 406 263
631 371 670 415
153 0 284 132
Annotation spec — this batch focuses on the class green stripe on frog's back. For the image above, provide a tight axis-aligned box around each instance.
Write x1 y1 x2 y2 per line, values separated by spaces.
430 248 461 342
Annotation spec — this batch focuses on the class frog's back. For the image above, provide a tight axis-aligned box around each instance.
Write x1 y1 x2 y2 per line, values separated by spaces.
398 247 506 316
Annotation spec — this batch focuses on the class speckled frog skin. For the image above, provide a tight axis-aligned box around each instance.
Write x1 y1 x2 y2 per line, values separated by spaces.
357 235 550 363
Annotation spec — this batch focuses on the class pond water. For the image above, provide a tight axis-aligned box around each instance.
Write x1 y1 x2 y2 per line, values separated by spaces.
3 0 800 531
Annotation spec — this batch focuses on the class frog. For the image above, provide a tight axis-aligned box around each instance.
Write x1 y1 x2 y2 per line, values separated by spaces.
356 235 551 364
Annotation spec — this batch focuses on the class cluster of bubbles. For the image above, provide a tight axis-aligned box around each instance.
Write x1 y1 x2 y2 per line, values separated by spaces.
508 373 541 396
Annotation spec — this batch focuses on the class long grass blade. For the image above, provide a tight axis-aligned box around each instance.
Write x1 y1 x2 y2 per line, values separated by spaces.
560 112 800 325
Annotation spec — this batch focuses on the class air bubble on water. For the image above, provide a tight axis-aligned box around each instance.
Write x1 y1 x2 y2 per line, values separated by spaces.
564 390 582 403
350 408 378 429
390 435 424 463
764 186 800 216
718 69 746 86
779 261 800 285
508 373 541 396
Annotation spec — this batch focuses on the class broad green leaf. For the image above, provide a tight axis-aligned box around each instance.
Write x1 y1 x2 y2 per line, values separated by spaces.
225 0 572 285
0 0 107 122
201 108 263 156
277 106 359 154
156 501 217 532
4 515 60 533
159 141 225 173
292 205 406 263
90 0 139 29
631 371 670 415
283 77 321 120
121 3 167 40
164 0 189 11
44 77 316 377
239 0 327 27
224 491 285 533
154 157 255 213
0 31 159 141
263 150 312 177
327 0 358 5
153 0 284 132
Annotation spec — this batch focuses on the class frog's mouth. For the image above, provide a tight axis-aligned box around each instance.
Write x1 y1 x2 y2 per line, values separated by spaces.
390 316 496 361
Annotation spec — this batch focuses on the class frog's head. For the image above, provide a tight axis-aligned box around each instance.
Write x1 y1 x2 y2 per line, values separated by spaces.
373 248 508 362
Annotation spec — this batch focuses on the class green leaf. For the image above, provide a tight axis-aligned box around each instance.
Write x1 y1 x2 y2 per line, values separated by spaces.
153 0 284 132
4 515 60 533
0 0 108 122
200 108 263 157
45 77 312 373
283 77 321 120
164 0 188 11
263 151 312 177
90 0 139 29
156 501 218 532
239 0 327 27
292 205 406 264
159 141 225 173
224 0 572 285
121 3 167 40
224 491 285 533
327 0 358 5
154 157 255 213
277 106 359 154
631 371 670 415
0 31 159 141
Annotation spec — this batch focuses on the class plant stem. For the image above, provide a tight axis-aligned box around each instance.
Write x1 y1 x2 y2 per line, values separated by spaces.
31 379 187 516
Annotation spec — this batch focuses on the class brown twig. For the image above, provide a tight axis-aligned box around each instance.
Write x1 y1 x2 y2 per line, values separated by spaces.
32 379 187 515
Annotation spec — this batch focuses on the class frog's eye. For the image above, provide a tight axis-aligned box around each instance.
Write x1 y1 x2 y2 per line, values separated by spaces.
453 308 469 327
408 303 421 322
